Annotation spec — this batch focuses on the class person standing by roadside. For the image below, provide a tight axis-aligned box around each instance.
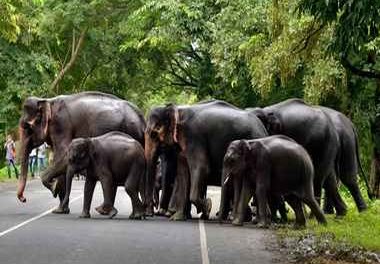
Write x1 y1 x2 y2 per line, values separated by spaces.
29 148 37 178
37 143 47 172
4 134 18 179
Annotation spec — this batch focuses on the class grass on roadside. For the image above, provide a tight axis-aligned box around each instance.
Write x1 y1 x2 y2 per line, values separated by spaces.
0 165 21 182
278 199 380 252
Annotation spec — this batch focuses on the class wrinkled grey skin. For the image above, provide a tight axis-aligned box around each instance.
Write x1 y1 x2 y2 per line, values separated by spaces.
18 92 145 214
248 98 347 217
223 136 327 228
145 100 268 221
61 132 145 219
154 146 178 216
320 106 371 213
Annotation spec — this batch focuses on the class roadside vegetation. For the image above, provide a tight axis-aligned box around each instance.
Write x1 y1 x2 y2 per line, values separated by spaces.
0 0 379 260
278 194 380 263
0 165 20 182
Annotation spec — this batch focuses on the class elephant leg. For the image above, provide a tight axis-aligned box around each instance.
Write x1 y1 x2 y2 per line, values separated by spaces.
324 173 347 217
286 195 306 229
269 195 286 223
98 176 118 219
170 153 190 221
252 184 269 228
159 176 174 215
125 167 145 220
95 185 117 216
322 191 335 214
80 179 96 218
302 192 327 225
52 188 70 214
232 176 254 226
278 197 288 223
167 178 178 215
340 175 367 212
187 148 211 220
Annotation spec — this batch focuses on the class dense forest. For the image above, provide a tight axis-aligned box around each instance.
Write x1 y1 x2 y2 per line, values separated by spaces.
0 0 379 197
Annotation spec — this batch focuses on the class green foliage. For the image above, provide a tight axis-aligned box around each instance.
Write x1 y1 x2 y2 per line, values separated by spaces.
0 0 21 42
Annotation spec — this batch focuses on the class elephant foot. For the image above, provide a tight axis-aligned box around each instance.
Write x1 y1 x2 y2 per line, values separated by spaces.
79 212 91 218
335 209 347 218
52 207 70 214
108 207 118 219
95 205 118 218
164 210 174 218
129 211 145 220
95 204 108 215
155 208 167 216
252 217 259 225
170 212 186 221
358 204 368 212
200 198 212 220
323 208 335 214
145 206 154 217
244 208 253 222
293 223 306 230
232 218 243 226
257 221 270 229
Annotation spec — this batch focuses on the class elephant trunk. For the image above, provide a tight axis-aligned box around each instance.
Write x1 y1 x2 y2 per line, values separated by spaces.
144 132 159 214
17 127 32 202
219 168 232 222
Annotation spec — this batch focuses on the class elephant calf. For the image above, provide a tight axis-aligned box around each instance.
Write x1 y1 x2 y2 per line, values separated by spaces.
61 132 146 219
222 135 327 228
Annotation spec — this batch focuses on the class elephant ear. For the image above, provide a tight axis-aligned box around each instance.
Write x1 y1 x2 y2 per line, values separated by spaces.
238 140 251 159
84 138 96 160
37 100 51 139
164 103 179 143
251 108 268 126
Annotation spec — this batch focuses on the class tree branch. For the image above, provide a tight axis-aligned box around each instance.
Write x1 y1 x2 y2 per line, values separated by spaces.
340 55 380 79
51 28 87 92
292 22 324 53
168 62 197 87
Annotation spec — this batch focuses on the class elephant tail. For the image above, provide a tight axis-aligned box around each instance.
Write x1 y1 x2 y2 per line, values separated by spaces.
353 126 373 200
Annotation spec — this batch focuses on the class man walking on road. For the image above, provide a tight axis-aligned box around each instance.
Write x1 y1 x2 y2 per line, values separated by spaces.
4 134 18 179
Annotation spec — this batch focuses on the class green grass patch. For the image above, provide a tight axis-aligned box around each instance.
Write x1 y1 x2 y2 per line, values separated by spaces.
279 199 380 252
0 165 20 182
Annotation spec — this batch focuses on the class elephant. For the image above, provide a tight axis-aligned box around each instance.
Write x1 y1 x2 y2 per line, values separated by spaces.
144 100 268 221
320 106 371 213
222 136 327 228
61 132 145 219
249 98 347 217
154 146 178 216
17 92 146 214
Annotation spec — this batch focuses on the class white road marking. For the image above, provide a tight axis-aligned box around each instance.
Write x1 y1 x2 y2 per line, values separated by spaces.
199 220 210 264
0 195 83 238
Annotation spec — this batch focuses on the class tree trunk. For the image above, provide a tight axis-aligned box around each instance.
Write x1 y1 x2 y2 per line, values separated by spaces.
370 80 380 198
50 28 87 93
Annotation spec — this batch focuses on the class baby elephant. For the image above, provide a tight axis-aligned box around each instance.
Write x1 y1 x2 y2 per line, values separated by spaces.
222 135 326 228
62 131 145 219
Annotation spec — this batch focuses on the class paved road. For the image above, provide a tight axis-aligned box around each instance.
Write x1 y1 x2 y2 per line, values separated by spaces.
0 180 283 264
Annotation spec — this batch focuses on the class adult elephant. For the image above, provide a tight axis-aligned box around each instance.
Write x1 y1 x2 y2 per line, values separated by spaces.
320 106 371 212
145 100 268 220
249 98 347 217
17 91 146 214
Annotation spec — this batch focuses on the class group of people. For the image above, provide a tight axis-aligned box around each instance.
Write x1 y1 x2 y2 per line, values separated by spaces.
4 134 48 179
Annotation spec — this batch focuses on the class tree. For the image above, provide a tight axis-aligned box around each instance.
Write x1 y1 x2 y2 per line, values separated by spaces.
300 0 380 197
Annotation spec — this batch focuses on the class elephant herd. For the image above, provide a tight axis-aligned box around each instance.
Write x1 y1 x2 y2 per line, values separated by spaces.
16 92 371 228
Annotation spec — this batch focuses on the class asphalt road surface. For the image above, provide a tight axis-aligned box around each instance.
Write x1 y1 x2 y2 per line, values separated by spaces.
0 179 284 264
